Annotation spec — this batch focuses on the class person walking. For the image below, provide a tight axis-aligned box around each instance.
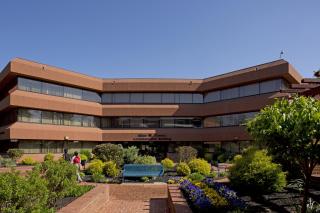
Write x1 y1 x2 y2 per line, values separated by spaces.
71 151 83 182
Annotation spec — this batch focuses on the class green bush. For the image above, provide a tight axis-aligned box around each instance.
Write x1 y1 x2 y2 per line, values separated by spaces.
217 151 235 163
87 159 105 174
7 149 23 161
204 153 213 162
188 172 205 182
65 185 94 197
229 147 287 194
161 158 174 170
0 158 16 167
176 146 197 162
207 171 217 178
0 170 52 212
44 153 54 161
80 154 88 161
123 146 139 164
104 161 120 178
134 155 157 165
188 158 211 176
21 157 37 165
92 143 124 166
141 176 149 182
177 162 191 176
38 159 78 206
92 173 107 183
80 150 92 160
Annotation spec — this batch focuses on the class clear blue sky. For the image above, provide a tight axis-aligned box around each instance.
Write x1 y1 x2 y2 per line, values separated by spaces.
0 0 319 79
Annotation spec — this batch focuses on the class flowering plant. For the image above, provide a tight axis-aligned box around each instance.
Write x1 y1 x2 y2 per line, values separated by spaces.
203 178 246 210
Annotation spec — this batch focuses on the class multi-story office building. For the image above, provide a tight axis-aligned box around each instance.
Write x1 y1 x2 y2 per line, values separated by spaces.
0 58 302 159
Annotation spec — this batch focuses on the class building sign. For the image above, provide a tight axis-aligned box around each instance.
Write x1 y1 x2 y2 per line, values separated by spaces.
133 134 172 141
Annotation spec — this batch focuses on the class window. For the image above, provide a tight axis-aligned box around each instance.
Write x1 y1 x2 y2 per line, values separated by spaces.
41 111 53 124
102 93 113 103
64 87 82 99
42 82 63 97
130 117 144 128
239 83 259 97
175 118 193 128
18 109 41 123
160 118 175 128
204 91 220 103
204 117 221 127
221 87 239 100
101 118 112 128
52 112 63 125
143 93 161 103
82 90 101 103
18 78 42 93
162 93 175 103
130 93 144 103
193 94 203 103
260 79 283 94
113 93 130 103
179 93 193 103
143 118 160 128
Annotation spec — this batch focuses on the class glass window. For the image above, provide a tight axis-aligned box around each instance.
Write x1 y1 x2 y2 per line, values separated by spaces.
239 83 259 97
221 87 239 100
64 87 82 99
174 94 180 103
193 94 203 103
18 78 42 93
130 117 144 128
192 118 202 128
18 109 41 123
130 93 144 103
41 111 53 124
42 82 63 97
18 140 42 154
113 93 130 103
82 90 101 103
143 93 161 103
53 112 63 125
63 114 81 126
101 118 111 128
102 93 113 103
174 118 193 128
179 93 193 103
204 91 220 103
143 118 160 128
160 117 175 128
82 116 94 127
113 118 130 128
260 79 283 94
204 117 221 127
162 93 175 103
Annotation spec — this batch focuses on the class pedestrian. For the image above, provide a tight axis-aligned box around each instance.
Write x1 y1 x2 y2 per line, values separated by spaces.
71 151 83 182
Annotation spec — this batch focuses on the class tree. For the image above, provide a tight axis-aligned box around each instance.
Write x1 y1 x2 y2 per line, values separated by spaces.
176 146 197 162
247 96 320 213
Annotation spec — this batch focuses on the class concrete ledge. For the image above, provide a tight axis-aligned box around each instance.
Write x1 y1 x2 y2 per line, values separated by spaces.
168 184 192 213
58 184 109 213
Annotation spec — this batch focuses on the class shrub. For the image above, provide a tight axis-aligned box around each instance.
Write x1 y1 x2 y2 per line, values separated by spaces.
104 161 120 178
229 147 287 194
0 170 52 212
167 179 175 184
65 185 94 197
92 143 124 166
80 154 88 161
44 153 54 161
80 150 92 160
188 158 211 176
188 172 205 182
123 146 139 164
207 171 217 178
141 176 149 182
37 159 78 207
161 158 174 170
134 155 157 165
21 157 37 165
7 149 23 161
0 158 16 167
176 146 197 162
92 173 107 183
217 151 235 163
87 159 105 174
233 154 242 162
177 162 191 176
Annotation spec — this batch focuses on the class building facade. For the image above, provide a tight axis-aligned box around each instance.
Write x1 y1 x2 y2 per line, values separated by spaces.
0 58 302 159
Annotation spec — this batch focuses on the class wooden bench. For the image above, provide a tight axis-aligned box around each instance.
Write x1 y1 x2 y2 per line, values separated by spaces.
122 164 164 181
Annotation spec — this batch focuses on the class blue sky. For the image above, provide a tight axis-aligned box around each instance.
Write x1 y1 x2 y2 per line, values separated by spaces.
0 0 319 78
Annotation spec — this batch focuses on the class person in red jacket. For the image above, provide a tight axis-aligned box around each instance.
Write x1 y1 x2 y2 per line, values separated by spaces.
71 151 82 182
